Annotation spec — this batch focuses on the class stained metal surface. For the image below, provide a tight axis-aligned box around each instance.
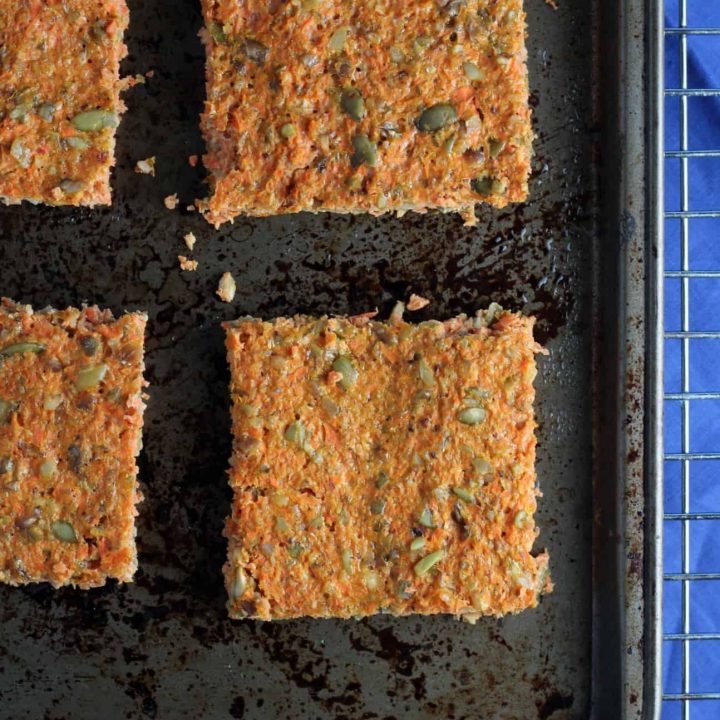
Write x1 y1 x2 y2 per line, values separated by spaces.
0 0 657 718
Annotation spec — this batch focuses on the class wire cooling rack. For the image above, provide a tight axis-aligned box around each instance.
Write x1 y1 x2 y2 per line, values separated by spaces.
663 1 720 718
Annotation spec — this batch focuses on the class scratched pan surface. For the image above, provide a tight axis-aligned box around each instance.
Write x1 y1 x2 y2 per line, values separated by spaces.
0 1 595 718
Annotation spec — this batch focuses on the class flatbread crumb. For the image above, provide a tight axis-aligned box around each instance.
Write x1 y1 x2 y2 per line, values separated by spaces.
134 157 156 176
184 232 197 251
188 155 199 167
407 294 431 311
217 272 236 302
164 193 178 210
178 255 198 272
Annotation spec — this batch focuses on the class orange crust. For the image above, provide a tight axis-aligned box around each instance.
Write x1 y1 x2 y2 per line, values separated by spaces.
223 308 550 620
0 299 146 588
0 0 129 207
199 0 532 226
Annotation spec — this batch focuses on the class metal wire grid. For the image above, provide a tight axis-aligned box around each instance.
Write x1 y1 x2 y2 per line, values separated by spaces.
663 0 720 716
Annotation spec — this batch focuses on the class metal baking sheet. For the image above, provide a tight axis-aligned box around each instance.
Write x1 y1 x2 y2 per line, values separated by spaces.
0 0 661 718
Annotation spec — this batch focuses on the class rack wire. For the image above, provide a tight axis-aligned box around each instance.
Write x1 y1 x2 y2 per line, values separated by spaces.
663 1 720 717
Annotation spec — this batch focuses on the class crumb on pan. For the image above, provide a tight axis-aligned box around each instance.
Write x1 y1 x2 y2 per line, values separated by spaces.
183 232 197 251
0 0 130 207
0 298 147 588
197 0 532 226
222 308 550 620
178 255 198 272
217 272 236 302
134 157 156 176
188 155 199 167
164 193 178 210
407 294 431 311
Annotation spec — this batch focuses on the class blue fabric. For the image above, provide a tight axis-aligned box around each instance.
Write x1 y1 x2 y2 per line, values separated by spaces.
663 4 720 718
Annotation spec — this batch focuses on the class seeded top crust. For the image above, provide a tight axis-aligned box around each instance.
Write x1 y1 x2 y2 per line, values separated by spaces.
0 299 146 588
199 0 532 226
223 307 550 620
0 0 129 206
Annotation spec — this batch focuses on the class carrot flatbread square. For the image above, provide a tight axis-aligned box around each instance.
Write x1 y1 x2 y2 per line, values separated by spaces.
223 306 550 620
0 300 146 588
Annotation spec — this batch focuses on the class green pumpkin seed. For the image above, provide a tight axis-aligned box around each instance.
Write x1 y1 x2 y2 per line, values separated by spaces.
463 61 485 81
51 521 77 543
79 336 99 356
370 498 386 515
452 487 474 503
488 138 506 158
410 537 426 551
287 542 303 559
66 136 90 150
0 457 13 474
471 175 506 196
275 516 289 532
443 134 457 156
37 102 57 122
39 459 56 478
329 26 349 52
309 515 324 529
280 123 296 139
230 568 246 598
458 407 486 425
9 104 31 122
351 133 377 167
271 492 289 507
375 471 389 489
340 89 366 121
0 342 45 357
0 399 17 424
418 507 435 528
332 355 358 389
10 138 31 168
71 109 118 132
514 510 527 528
414 549 445 576
341 548 353 573
472 457 492 475
75 363 108 391
320 396 340 416
207 21 227 43
284 420 306 446
58 179 84 195
416 103 457 132
417 358 435 387
44 395 63 411
413 35 432 54
242 38 268 65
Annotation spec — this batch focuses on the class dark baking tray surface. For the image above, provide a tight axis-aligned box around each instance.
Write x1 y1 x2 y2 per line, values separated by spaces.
0 0 661 718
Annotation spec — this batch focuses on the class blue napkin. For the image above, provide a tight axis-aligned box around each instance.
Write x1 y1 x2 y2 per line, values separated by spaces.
664 4 720 718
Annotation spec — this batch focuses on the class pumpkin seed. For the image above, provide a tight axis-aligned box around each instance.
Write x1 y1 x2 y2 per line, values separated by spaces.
351 133 377 167
79 336 99 356
418 507 435 528
414 549 445 576
66 136 90 150
488 138 506 158
329 26 348 52
0 457 12 474
230 568 246 597
413 35 432 54
0 399 16 424
287 542 303 559
0 342 45 357
463 61 485 81
71 109 118 132
75 364 107 391
309 515 324 529
340 89 366 121
452 487 474 503
271 492 289 507
9 104 31 122
458 407 486 425
472 457 492 475
370 498 386 515
443 134 457 156
410 537 426 551
280 123 296 139
276 516 289 532
375 471 389 489
284 421 306 446
416 103 457 132
39 459 56 478
417 358 435 387
242 38 268 65
10 139 31 168
58 179 84 194
341 548 353 573
471 175 506 196
332 355 358 389
51 520 77 543
320 396 340 416
37 102 57 121
514 510 527 528
208 21 226 43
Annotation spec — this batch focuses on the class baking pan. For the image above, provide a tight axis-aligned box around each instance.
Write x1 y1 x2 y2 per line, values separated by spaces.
0 0 662 718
